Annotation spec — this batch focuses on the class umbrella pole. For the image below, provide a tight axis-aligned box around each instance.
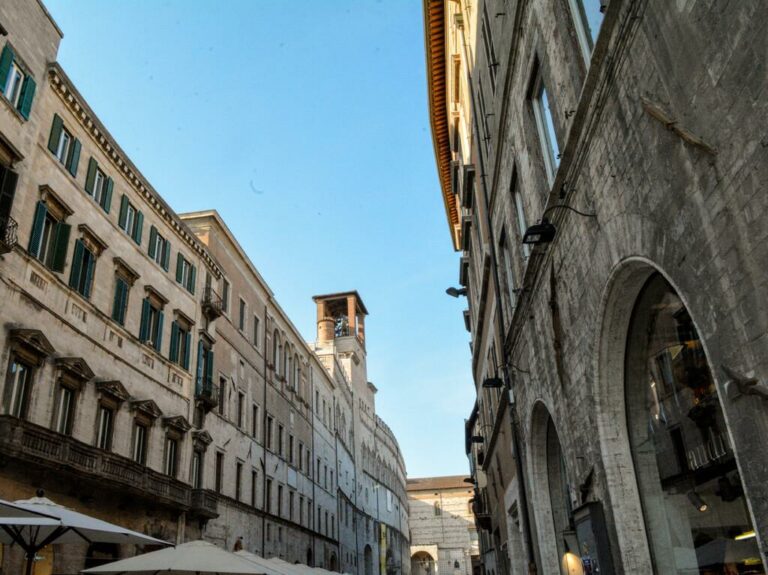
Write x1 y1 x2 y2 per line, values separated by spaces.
24 549 35 575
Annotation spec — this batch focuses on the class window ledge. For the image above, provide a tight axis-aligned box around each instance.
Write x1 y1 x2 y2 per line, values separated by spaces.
0 92 26 124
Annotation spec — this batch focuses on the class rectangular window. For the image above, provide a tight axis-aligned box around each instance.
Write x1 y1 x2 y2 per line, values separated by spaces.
28 201 70 273
0 45 36 118
55 386 75 435
277 484 283 516
278 424 284 457
266 478 273 513
235 460 243 500
68 239 96 299
192 450 203 488
47 114 81 176
169 321 191 370
288 435 295 464
289 490 294 520
513 184 531 259
299 495 304 525
215 452 224 493
251 470 258 507
499 232 517 312
253 315 260 347
96 405 114 450
251 404 259 439
266 415 274 450
569 0 605 62
84 158 113 213
133 422 148 465
7 358 32 419
217 376 226 416
148 226 170 271
175 253 196 294
112 276 130 326
222 279 230 313
164 437 178 477
299 443 304 473
139 298 164 353
237 391 245 428
239 299 246 331
532 71 560 184
481 3 497 91
118 194 143 245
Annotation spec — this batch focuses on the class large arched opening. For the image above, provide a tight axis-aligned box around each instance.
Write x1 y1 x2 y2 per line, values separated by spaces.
410 551 435 575
364 545 374 575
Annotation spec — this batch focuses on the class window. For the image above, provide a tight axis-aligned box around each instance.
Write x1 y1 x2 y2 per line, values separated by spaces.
480 3 498 91
235 461 243 500
251 470 258 506
569 0 606 62
47 114 81 176
499 232 517 313
239 299 246 331
191 450 203 488
7 357 32 418
217 376 226 416
148 226 170 271
237 391 245 428
513 182 531 259
164 437 178 477
176 253 196 294
278 424 284 456
253 315 260 347
28 200 70 273
96 405 114 450
266 415 274 450
84 158 113 213
266 478 273 513
289 490 294 520
139 297 164 353
214 452 224 493
118 194 143 245
169 320 191 370
0 44 36 118
132 422 148 465
69 239 96 299
531 69 560 184
222 279 230 314
251 404 259 439
434 501 442 516
112 276 130 326
299 443 304 472
299 495 305 525
288 435 294 464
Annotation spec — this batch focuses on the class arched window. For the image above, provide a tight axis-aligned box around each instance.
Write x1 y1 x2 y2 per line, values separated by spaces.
625 274 763 574
433 501 441 516
272 329 279 371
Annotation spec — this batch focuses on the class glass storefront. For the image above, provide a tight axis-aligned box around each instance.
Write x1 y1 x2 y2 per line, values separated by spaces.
625 274 764 574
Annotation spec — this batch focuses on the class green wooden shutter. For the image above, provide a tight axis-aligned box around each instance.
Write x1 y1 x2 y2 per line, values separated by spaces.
195 339 204 392
67 139 81 177
154 310 164 352
85 158 97 195
133 211 143 244
27 201 47 257
0 166 18 220
47 114 63 155
162 241 170 271
17 76 36 119
112 278 125 323
103 178 113 213
69 239 84 289
169 321 179 362
188 265 196 294
139 298 151 342
205 349 214 384
175 253 183 283
183 332 191 370
83 249 95 299
118 195 128 229
148 226 157 259
50 222 71 273
0 45 13 92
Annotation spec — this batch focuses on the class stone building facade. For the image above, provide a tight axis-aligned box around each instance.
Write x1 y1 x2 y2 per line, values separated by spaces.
407 477 479 575
424 0 768 574
0 1 409 573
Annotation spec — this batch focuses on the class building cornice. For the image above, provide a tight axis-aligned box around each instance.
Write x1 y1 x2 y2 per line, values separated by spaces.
47 64 222 279
423 0 460 250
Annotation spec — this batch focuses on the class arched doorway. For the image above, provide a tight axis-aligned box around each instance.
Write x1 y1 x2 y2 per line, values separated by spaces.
307 548 313 567
364 545 373 575
329 553 338 572
410 551 434 575
625 273 764 573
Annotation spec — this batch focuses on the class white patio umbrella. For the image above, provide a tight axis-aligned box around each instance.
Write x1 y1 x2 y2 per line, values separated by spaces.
268 558 329 575
83 540 272 574
0 498 57 520
235 550 296 575
0 494 168 575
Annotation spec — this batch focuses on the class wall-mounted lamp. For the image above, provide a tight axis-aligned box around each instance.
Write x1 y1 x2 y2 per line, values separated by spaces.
482 377 504 388
561 552 585 575
522 204 597 246
462 477 475 484
687 490 708 513
470 435 485 443
446 287 468 297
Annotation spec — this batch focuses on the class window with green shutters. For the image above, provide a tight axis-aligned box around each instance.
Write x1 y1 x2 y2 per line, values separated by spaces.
169 320 192 370
84 157 113 213
47 114 81 177
139 297 164 353
118 194 143 245
148 225 170 270
112 276 130 326
28 200 70 273
176 253 196 294
68 239 96 299
0 44 36 120
195 339 214 396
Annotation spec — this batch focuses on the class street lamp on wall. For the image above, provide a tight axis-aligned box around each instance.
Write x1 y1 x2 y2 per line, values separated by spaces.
446 287 468 297
482 377 504 388
522 204 597 246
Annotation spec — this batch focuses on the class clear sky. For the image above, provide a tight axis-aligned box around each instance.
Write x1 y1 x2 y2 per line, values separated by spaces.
43 0 474 478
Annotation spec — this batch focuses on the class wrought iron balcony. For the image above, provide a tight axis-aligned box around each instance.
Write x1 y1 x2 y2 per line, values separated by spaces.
202 286 223 320
0 415 191 510
190 488 219 518
195 378 219 410
0 215 18 254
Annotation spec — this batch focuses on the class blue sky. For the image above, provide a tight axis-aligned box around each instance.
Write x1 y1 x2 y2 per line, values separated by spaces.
44 0 474 478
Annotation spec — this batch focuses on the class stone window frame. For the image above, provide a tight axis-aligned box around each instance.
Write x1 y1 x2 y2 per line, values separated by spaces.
161 415 190 479
3 329 54 419
527 57 561 188
94 380 129 451
32 185 73 273
112 258 139 327
129 399 162 466
50 357 94 437
191 429 212 489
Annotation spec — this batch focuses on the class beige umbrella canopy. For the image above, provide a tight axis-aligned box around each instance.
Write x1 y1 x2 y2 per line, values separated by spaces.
83 540 273 575
235 551 297 575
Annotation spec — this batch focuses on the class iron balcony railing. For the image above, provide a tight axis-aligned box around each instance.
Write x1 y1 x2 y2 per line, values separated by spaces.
195 377 219 408
0 215 18 254
202 286 223 319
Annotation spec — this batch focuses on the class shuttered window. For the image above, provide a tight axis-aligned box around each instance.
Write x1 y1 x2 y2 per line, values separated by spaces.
139 297 164 353
68 239 96 299
0 44 36 119
148 225 170 270
112 276 130 325
85 157 113 213
118 194 143 245
47 114 81 177
28 200 70 273
175 253 196 294
169 320 192 370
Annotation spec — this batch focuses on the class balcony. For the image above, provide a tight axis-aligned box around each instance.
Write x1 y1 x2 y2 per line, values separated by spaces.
0 215 17 254
0 415 191 510
202 286 223 320
190 488 219 519
195 378 219 411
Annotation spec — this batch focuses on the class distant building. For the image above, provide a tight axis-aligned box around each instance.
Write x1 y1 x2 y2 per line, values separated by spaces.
0 1 409 573
407 477 479 575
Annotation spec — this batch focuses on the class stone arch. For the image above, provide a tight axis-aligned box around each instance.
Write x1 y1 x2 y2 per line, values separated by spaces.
410 550 434 575
364 544 374 575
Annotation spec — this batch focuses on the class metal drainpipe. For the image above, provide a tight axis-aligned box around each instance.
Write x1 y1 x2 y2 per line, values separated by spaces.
311 362 318 567
262 298 270 557
459 20 537 575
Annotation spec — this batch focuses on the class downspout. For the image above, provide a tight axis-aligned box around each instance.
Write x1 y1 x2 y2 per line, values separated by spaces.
262 298 270 557
458 19 537 575
311 365 317 567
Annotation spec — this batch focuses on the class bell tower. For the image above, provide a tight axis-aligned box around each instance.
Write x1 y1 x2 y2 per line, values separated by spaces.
313 291 368 349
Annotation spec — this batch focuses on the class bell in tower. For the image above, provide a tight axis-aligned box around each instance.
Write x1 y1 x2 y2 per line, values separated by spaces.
313 291 368 347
